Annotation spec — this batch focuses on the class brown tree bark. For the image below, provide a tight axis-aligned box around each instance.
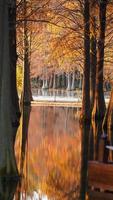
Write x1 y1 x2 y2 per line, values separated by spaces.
23 0 32 105
92 0 107 120
90 16 97 112
0 1 19 198
80 0 90 122
8 0 20 142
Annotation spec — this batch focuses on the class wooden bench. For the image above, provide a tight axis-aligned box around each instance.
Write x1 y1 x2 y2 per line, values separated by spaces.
88 161 113 200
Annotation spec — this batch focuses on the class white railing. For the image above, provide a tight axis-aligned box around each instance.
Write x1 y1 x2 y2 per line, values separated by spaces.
32 89 82 102
32 89 111 103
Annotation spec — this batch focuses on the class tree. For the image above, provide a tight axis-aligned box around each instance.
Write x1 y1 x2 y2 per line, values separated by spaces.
80 0 90 121
92 0 107 120
0 0 19 198
9 0 20 142
90 16 97 111
23 0 33 104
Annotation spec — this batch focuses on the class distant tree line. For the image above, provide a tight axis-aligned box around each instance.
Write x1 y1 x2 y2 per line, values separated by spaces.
31 70 83 91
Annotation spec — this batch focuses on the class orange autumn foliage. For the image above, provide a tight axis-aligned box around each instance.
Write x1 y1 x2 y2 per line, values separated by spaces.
27 132 81 199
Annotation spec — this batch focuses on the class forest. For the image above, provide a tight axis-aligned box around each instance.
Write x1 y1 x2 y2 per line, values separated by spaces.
0 0 113 200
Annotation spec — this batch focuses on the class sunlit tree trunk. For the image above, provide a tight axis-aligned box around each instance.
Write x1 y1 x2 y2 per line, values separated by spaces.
67 73 72 91
42 79 48 89
9 0 20 142
90 16 96 112
92 0 107 120
23 0 32 104
53 73 57 89
71 71 76 90
42 79 45 89
80 0 90 121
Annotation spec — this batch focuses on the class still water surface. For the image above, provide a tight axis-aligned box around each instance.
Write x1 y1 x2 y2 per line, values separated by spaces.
16 106 82 200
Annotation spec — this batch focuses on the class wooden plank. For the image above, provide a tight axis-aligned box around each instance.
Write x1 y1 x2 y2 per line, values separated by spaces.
88 161 113 191
88 190 113 200
31 101 82 108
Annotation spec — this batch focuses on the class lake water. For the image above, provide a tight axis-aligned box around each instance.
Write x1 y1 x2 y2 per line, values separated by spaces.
15 105 81 200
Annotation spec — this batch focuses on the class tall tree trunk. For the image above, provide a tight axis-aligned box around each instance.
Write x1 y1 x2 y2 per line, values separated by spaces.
92 0 107 120
67 73 72 91
42 79 48 89
0 2 4 96
0 2 19 199
80 0 90 122
90 16 97 112
53 73 57 89
71 71 76 90
62 73 66 89
49 74 53 88
8 0 20 142
79 73 83 90
23 0 32 105
42 79 46 89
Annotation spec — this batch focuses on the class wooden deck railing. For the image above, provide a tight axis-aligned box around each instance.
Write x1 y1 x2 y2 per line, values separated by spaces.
88 161 113 200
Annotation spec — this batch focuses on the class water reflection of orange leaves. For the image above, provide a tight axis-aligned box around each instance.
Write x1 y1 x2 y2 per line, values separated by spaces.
27 133 81 199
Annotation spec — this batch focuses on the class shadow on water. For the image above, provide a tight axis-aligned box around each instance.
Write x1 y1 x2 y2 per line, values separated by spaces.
15 105 31 200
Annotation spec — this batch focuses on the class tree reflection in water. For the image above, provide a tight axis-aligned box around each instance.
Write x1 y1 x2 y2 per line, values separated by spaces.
15 106 81 200
80 123 90 200
28 133 80 199
15 105 31 200
14 105 113 200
